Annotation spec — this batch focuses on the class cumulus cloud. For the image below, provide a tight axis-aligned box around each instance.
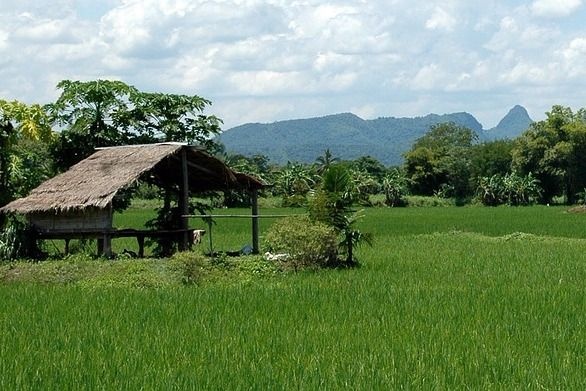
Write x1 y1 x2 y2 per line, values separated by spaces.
531 0 582 17
425 7 456 31
1 0 586 128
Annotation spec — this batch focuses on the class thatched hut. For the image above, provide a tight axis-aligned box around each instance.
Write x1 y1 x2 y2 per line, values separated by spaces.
0 143 264 256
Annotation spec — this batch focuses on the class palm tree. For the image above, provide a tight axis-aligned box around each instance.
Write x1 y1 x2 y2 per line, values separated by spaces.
315 149 339 174
309 165 372 264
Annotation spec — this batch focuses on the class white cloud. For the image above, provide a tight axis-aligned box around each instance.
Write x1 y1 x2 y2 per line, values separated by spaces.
561 37 586 77
411 64 445 90
0 29 8 51
531 0 582 17
2 0 586 129
425 7 456 31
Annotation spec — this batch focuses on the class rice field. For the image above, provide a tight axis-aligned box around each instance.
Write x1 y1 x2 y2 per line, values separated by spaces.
1 205 586 388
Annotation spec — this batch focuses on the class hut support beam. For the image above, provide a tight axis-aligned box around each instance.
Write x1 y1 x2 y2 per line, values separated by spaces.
251 189 259 254
179 148 190 251
97 234 112 258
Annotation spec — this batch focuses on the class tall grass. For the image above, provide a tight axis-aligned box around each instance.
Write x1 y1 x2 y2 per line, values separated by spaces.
2 205 586 388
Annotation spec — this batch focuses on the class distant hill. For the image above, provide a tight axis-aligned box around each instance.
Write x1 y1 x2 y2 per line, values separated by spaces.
481 105 533 141
218 106 533 166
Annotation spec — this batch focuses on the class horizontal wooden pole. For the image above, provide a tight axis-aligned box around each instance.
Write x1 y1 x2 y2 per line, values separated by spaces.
183 214 307 219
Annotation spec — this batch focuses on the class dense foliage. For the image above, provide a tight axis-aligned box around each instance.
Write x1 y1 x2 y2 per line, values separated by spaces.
512 105 586 204
264 215 338 269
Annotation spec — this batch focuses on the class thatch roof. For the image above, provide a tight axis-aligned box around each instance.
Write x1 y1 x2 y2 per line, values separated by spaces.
1 143 264 215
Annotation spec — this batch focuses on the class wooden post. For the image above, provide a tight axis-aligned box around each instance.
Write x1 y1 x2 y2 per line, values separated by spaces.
103 233 112 258
179 148 189 251
101 204 113 258
251 189 259 254
206 218 214 256
97 238 104 256
137 235 145 258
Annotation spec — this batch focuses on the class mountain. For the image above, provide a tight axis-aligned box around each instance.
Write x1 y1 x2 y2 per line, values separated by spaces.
482 105 533 140
218 106 533 166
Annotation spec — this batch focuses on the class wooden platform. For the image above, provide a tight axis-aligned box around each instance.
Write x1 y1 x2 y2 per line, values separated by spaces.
35 228 205 257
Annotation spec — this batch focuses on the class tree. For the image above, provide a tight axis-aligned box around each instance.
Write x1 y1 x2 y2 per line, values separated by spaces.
511 105 586 204
347 168 379 205
0 100 53 206
470 139 514 187
404 122 476 198
315 149 339 174
308 165 372 264
48 80 137 170
351 156 387 181
476 173 541 206
381 168 409 207
275 162 316 198
122 91 222 150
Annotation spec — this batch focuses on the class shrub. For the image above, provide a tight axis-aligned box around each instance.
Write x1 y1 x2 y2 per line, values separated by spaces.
476 172 541 206
405 196 455 207
0 216 40 261
281 194 306 207
168 251 206 285
381 169 409 207
264 216 338 269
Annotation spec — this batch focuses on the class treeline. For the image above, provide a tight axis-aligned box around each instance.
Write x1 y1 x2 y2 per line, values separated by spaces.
2 79 586 209
225 105 586 207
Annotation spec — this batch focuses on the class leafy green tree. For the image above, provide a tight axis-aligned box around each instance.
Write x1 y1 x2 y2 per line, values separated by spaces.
512 105 586 204
381 168 409 207
470 139 514 188
0 100 53 206
49 80 137 170
347 168 379 205
275 162 316 198
477 173 541 206
351 156 387 181
122 91 222 150
308 165 371 264
50 80 223 170
404 122 476 198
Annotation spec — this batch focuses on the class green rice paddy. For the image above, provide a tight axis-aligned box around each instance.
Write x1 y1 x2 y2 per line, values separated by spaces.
1 205 586 388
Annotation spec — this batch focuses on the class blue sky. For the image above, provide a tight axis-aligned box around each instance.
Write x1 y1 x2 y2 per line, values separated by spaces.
1 0 586 129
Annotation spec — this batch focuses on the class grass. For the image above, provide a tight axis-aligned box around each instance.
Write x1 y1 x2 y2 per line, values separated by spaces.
2 204 586 388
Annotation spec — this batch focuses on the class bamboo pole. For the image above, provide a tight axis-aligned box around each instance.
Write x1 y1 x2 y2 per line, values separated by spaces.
251 189 259 254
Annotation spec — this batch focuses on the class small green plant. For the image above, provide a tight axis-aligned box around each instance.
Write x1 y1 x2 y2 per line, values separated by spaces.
477 172 541 206
381 169 409 207
0 215 39 260
168 251 206 285
308 165 372 264
264 216 338 270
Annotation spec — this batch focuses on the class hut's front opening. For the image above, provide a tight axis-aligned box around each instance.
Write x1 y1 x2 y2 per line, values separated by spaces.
0 143 265 258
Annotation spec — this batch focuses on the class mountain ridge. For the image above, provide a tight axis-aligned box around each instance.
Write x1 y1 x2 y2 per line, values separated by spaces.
219 106 533 165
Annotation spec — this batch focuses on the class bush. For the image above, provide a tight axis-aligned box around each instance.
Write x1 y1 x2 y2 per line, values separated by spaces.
281 194 306 207
382 169 409 207
405 196 455 207
168 251 206 285
476 173 541 206
264 216 338 269
0 216 40 261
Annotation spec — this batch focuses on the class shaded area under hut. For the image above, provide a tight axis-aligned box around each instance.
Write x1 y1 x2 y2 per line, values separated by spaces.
0 143 264 257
